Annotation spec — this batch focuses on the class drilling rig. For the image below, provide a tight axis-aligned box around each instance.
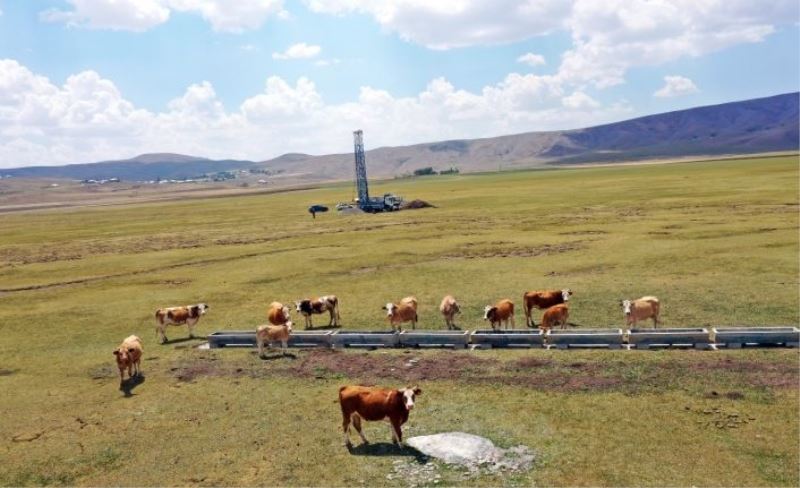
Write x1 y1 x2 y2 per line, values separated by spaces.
350 130 402 212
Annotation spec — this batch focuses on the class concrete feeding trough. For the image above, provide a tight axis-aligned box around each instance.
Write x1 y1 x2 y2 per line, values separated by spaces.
208 330 257 348
711 327 800 348
288 330 335 348
330 330 399 348
399 330 470 348
626 327 711 349
545 328 625 349
469 329 545 348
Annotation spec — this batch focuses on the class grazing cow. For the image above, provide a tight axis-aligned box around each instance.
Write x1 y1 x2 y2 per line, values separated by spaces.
383 296 418 331
267 302 292 326
523 289 572 327
439 295 461 330
154 303 208 344
256 323 292 357
540 304 570 331
484 299 515 330
621 296 660 328
339 385 422 447
113 335 142 385
295 295 340 329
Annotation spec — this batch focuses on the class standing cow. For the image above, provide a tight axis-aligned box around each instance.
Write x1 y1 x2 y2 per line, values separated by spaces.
540 304 570 331
256 322 292 357
484 299 515 330
295 295 340 329
439 295 461 330
523 289 572 327
267 301 292 326
383 296 418 331
113 335 142 386
154 303 208 344
621 296 660 328
339 385 422 447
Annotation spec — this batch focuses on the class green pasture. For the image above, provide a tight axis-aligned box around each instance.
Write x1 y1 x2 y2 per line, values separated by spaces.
0 155 798 486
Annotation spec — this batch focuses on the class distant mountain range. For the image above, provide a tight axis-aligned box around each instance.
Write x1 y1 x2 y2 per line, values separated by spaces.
4 92 797 182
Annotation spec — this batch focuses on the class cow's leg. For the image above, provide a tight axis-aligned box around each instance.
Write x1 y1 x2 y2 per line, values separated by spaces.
118 368 125 385
342 412 352 447
257 336 265 358
390 418 403 444
653 315 659 329
328 308 335 326
305 315 312 330
511 314 516 329
352 414 368 444
281 340 288 356
156 324 167 344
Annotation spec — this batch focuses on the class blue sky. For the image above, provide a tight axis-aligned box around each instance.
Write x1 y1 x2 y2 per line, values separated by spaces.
0 0 798 167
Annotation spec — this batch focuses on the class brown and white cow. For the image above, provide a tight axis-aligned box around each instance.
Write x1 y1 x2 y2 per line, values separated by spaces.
267 301 292 327
383 296 418 331
256 322 292 357
439 295 461 330
621 296 660 328
154 303 208 344
113 335 142 386
295 295 340 329
523 289 572 327
339 385 422 447
484 299 515 330
540 303 569 331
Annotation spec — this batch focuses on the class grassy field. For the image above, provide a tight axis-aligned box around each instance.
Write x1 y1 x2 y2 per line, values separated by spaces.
0 155 798 486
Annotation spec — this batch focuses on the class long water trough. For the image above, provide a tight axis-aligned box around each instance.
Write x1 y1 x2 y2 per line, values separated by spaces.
206 326 799 350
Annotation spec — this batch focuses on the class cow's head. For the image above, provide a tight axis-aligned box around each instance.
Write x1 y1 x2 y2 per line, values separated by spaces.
285 320 293 331
113 347 135 365
193 303 209 316
562 289 572 301
483 305 496 320
453 302 461 314
294 301 303 313
400 386 422 411
281 305 291 320
621 300 632 315
383 303 396 317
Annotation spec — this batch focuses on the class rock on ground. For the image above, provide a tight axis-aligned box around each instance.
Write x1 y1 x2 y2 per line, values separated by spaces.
406 432 534 472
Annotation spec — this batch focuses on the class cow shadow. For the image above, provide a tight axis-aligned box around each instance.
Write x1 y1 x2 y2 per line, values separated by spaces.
161 336 201 346
119 374 145 397
347 442 429 462
258 352 297 361
305 324 341 331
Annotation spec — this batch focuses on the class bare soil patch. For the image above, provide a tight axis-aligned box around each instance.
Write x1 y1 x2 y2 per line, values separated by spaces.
167 350 799 394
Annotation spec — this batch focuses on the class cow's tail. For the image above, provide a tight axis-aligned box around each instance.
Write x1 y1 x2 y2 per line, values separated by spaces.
333 297 341 322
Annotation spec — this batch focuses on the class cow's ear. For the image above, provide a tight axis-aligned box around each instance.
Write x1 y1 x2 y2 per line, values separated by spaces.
413 387 422 396
113 350 119 355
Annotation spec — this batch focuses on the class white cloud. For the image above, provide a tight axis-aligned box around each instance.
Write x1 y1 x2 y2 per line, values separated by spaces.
654 75 699 98
306 0 797 89
272 43 322 60
0 59 633 167
562 91 599 109
517 53 546 67
39 0 284 32
304 0 572 50
167 0 284 33
40 0 171 32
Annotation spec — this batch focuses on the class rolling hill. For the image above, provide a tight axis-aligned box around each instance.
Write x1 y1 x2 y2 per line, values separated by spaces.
3 92 797 182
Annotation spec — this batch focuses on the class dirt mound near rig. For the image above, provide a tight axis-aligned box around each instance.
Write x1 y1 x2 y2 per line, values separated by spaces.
402 199 436 209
